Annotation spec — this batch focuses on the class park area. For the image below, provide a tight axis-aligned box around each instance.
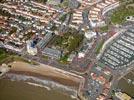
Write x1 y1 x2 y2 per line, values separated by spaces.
0 49 21 64
0 49 9 64
0 48 38 65
111 1 134 24
50 32 84 55
48 31 84 63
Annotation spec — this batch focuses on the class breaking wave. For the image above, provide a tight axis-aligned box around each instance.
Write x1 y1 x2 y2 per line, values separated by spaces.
26 82 51 91
4 73 78 98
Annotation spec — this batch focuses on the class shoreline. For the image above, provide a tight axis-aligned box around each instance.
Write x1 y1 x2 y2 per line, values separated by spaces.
9 70 79 88
2 72 78 99
8 61 84 88
1 61 85 99
0 78 77 100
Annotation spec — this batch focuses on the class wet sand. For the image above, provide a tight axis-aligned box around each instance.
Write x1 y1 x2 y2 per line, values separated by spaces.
9 61 83 89
0 61 85 100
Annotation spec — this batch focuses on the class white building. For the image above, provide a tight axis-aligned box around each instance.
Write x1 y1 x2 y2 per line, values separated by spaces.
115 92 131 100
78 44 89 58
78 52 85 58
26 40 37 55
85 31 97 40
126 16 134 22
67 54 76 62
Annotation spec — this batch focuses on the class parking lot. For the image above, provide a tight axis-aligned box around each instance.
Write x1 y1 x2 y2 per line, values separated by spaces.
99 27 134 69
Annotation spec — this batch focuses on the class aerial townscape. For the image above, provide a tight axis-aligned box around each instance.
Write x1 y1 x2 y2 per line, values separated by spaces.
0 0 134 100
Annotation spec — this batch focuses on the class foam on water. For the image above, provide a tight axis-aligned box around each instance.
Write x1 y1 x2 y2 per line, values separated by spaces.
4 73 78 98
26 82 51 91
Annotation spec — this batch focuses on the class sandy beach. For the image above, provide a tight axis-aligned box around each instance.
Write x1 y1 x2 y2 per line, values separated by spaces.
8 61 84 88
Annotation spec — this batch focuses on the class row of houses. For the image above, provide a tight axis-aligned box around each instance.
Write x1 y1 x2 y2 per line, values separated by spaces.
0 0 65 58
88 0 119 27
70 0 119 32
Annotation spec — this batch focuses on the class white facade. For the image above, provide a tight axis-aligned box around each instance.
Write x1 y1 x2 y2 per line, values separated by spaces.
78 52 85 58
85 31 97 40
115 92 131 100
26 40 37 55
126 16 134 22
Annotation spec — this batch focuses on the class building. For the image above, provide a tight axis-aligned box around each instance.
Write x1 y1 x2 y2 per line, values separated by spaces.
69 0 80 9
126 16 134 22
78 44 89 58
42 47 62 59
96 94 106 100
26 40 37 55
47 0 63 5
36 32 54 50
85 31 97 40
88 0 119 27
115 92 131 100
67 53 76 62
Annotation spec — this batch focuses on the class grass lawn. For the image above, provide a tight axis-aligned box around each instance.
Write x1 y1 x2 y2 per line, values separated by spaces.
43 55 49 60
111 5 134 24
58 0 69 8
59 55 69 64
100 25 109 33
0 49 38 65
59 13 67 22
0 49 17 64
0 49 8 62
95 40 105 54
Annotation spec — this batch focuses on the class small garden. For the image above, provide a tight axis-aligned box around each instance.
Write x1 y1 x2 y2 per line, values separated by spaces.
100 25 109 33
95 39 105 54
